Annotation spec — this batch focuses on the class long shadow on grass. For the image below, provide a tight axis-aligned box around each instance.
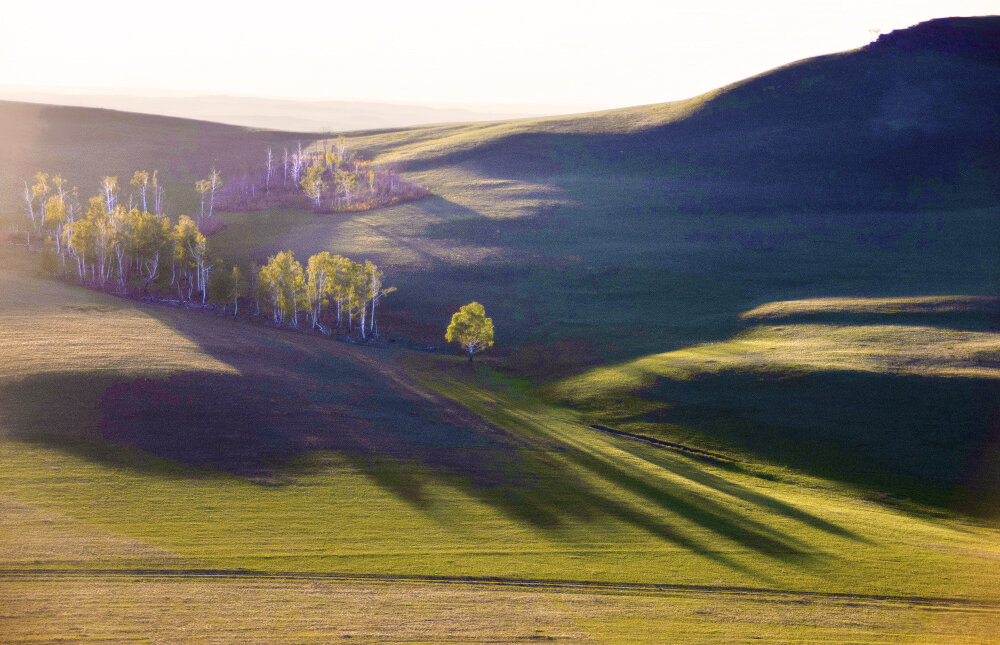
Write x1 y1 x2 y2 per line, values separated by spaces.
557 444 815 559
0 368 756 570
0 310 822 570
609 441 866 542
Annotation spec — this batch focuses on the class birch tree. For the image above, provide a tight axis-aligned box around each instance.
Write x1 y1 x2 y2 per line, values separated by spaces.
44 195 66 256
265 147 273 190
208 166 222 219
151 170 164 215
445 302 495 362
138 212 171 290
336 168 356 206
335 135 348 162
291 144 304 184
130 171 150 212
306 251 335 329
22 181 36 243
25 172 52 236
173 215 205 300
365 260 394 338
301 160 327 208
258 251 305 327
101 176 118 213
195 179 210 222
64 215 92 279
229 266 246 317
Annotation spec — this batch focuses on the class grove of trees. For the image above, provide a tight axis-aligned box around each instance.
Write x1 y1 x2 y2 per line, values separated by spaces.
256 250 393 338
215 137 429 213
21 168 392 340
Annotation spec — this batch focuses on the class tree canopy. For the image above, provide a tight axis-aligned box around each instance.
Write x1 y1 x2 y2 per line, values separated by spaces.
445 302 494 361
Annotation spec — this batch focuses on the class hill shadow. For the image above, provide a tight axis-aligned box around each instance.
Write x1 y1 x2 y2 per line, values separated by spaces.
409 25 1000 212
636 370 1000 516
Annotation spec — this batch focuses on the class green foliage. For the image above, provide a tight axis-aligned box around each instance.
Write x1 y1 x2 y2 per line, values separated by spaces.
173 215 206 270
300 160 327 207
30 171 50 202
258 250 306 326
48 172 203 297
43 194 65 230
445 302 494 360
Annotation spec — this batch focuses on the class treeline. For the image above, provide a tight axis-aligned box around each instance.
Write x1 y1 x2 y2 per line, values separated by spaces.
24 170 213 300
21 169 392 338
215 137 429 213
256 251 393 338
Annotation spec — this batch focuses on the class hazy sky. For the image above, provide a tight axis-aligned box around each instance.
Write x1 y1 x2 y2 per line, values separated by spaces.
1 0 995 108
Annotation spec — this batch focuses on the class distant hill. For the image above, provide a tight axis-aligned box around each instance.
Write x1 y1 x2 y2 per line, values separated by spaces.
0 101 312 213
339 16 1000 212
0 90 595 133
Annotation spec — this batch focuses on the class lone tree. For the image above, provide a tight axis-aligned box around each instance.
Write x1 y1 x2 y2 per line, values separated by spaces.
445 302 494 362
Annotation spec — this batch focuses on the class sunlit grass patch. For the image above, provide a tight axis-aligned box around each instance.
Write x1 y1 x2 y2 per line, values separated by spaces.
741 295 1000 321
552 321 1000 405
317 95 715 166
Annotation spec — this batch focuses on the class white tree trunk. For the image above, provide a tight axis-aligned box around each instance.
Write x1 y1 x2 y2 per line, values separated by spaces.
266 147 273 189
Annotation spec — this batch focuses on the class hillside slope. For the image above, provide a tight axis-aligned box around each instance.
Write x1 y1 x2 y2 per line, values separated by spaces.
0 101 314 213
337 17 1000 212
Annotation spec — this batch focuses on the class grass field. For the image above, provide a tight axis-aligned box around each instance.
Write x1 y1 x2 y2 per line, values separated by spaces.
546 296 1000 513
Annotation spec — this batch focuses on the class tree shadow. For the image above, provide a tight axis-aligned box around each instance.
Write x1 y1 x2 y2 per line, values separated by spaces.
0 305 838 572
610 441 868 542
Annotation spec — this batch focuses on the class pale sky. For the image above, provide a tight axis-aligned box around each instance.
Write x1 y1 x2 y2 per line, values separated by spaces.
0 0 995 108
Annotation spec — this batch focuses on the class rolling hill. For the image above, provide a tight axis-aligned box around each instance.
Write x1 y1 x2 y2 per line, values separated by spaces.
202 18 1000 374
0 89 594 132
0 100 313 214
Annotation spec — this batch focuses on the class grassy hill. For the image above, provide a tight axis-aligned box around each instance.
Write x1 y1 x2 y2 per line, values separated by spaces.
2 16 1000 642
208 18 1000 377
334 16 1000 211
546 296 1000 514
0 100 313 214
